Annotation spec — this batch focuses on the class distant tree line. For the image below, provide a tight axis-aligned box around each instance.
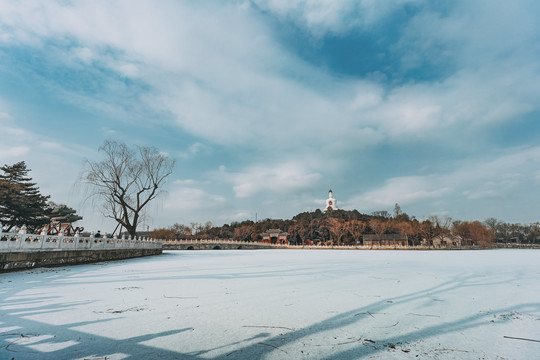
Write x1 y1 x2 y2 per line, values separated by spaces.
151 204 540 247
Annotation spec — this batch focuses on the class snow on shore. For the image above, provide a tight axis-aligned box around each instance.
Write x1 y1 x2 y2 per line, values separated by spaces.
1 250 539 359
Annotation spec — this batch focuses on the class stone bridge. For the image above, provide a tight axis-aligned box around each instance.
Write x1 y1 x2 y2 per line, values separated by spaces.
162 239 284 250
161 239 414 250
1 226 162 272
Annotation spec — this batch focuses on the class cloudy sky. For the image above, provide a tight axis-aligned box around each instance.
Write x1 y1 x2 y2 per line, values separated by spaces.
1 0 540 232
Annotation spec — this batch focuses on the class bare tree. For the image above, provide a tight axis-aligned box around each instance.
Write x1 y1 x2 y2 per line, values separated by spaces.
190 222 202 236
453 220 495 247
368 218 392 248
171 223 192 239
234 225 253 241
347 220 366 245
150 227 176 240
393 221 414 236
369 218 390 238
288 218 316 245
429 215 452 246
326 218 348 245
416 219 435 247
81 140 175 237
393 203 402 218
371 210 391 219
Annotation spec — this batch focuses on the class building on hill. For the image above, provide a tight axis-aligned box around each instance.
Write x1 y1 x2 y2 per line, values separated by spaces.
363 234 408 247
325 189 338 211
260 229 289 244
431 235 463 248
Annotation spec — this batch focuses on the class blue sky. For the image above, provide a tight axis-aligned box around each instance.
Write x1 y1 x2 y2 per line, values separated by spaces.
1 0 540 232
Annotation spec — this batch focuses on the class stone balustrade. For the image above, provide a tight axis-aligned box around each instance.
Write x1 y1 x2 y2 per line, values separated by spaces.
161 238 409 249
0 224 162 253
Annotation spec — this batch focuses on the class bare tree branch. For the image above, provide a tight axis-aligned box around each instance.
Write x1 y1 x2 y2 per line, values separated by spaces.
80 140 175 237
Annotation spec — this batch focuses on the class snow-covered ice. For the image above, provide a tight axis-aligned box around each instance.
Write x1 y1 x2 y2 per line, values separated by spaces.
1 249 539 359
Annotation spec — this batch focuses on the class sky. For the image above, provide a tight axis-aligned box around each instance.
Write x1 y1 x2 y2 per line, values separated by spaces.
1 0 540 233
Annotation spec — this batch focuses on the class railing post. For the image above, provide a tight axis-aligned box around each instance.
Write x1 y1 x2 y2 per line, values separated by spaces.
90 232 94 248
74 230 80 250
39 227 47 249
58 229 64 249
18 225 27 250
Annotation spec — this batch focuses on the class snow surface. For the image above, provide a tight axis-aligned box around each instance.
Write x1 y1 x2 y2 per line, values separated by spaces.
1 249 539 359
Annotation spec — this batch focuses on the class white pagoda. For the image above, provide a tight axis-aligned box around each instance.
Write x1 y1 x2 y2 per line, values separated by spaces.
325 189 338 211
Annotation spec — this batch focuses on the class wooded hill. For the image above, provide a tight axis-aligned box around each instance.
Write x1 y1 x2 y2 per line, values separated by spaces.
151 208 540 247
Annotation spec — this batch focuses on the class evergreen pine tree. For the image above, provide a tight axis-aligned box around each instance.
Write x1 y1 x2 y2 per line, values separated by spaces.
0 161 50 232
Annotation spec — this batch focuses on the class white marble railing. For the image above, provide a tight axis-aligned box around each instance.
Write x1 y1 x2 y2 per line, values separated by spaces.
0 225 162 252
162 239 289 247
161 239 409 249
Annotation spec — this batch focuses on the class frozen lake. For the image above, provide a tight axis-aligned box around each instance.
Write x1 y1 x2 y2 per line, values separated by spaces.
1 249 539 359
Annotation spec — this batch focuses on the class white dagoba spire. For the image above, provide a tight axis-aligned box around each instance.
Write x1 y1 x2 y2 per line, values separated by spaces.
325 189 338 211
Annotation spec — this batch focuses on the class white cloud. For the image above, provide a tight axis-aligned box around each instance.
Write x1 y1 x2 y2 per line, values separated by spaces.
0 0 388 155
72 46 95 64
0 114 28 137
219 211 253 223
176 142 209 159
0 105 92 211
346 146 540 218
150 183 230 226
254 0 425 37
174 179 197 186
1 0 540 227
100 127 117 136
219 161 322 198
0 111 12 120
346 176 451 211
348 82 384 110
3 0 538 156
107 60 140 79
163 186 226 211
0 145 30 160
